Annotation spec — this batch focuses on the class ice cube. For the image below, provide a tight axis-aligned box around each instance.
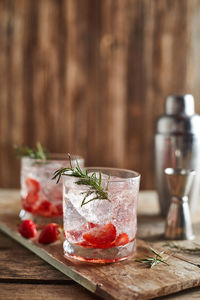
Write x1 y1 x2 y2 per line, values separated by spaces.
63 199 86 231
65 187 113 224
63 173 138 227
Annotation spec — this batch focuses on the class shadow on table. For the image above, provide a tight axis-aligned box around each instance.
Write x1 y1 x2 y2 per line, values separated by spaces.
137 214 165 242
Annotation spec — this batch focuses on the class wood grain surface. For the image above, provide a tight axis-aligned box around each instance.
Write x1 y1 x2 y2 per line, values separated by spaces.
2 231 200 300
0 232 70 281
2 190 200 299
1 0 200 190
0 283 99 300
1 229 200 300
0 229 100 300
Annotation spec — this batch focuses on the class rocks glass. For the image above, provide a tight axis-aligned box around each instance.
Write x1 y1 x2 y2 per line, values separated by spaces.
63 167 140 263
20 154 84 225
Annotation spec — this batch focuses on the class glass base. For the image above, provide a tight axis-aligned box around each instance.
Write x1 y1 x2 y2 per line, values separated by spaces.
63 239 136 263
19 209 63 226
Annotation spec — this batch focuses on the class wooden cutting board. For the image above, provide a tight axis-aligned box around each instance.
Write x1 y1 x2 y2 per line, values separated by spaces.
1 190 200 300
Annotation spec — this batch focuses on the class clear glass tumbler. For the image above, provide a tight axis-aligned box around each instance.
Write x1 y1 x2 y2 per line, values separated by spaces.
20 154 84 225
63 167 140 263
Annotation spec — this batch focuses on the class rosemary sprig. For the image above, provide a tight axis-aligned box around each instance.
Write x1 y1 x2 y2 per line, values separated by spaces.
136 248 169 268
14 142 49 160
52 153 110 207
163 242 200 253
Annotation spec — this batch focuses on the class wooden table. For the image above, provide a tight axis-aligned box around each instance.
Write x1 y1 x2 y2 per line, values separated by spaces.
1 189 200 300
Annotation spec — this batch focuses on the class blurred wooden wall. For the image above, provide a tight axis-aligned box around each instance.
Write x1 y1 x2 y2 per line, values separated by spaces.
1 0 200 189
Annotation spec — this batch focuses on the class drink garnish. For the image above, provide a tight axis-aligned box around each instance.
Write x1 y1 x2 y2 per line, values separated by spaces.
114 233 130 246
14 142 49 160
136 248 169 268
83 223 116 247
52 153 110 206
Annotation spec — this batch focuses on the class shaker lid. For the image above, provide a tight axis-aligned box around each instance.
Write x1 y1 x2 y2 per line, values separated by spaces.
165 95 194 115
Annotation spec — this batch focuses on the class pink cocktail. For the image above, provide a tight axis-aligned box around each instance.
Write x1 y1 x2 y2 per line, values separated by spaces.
63 167 140 263
20 154 84 224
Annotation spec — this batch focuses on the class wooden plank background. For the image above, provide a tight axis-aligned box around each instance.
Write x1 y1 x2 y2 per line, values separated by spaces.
0 0 200 189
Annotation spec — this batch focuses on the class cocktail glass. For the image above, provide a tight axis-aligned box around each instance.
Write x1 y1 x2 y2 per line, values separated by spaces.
20 154 84 225
63 167 140 263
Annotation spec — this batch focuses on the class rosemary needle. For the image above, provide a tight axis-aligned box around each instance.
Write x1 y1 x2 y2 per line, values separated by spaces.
136 248 169 268
52 153 111 207
14 142 49 160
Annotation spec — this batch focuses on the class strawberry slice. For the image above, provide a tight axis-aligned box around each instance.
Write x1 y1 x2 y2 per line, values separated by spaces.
67 223 98 241
36 200 54 217
54 204 63 216
114 233 129 246
22 202 33 213
23 178 40 213
25 192 39 205
25 177 40 194
22 192 39 213
88 222 97 229
83 223 116 247
68 229 84 241
77 240 95 248
78 240 113 249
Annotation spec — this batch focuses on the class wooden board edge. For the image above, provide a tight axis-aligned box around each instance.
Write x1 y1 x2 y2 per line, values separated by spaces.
2 218 200 300
0 222 98 295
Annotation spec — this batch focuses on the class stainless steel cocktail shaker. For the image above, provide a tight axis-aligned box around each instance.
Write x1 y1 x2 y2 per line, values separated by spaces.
155 95 200 216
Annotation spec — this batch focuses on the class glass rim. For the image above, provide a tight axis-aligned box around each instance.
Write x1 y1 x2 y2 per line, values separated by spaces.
21 153 84 163
165 167 195 176
84 167 141 182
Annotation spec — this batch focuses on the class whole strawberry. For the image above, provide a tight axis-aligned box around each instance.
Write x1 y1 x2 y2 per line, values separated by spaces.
18 219 37 239
38 223 60 244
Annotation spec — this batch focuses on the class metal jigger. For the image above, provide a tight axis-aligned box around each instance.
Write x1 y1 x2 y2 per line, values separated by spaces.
164 168 195 240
